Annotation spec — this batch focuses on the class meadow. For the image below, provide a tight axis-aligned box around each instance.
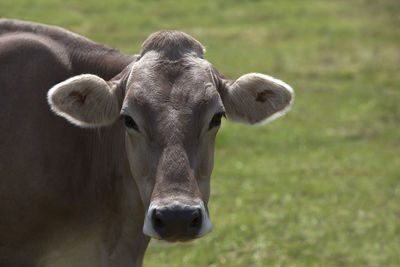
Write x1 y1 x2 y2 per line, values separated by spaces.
1 0 399 266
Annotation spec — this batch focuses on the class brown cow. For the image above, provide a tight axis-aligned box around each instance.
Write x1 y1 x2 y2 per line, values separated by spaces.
0 19 294 267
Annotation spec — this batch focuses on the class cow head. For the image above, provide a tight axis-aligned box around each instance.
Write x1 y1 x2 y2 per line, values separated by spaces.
47 31 293 242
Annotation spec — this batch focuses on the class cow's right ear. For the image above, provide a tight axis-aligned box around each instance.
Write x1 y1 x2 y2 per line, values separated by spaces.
47 74 121 128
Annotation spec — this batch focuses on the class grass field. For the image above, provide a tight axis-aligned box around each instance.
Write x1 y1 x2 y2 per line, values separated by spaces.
1 0 399 266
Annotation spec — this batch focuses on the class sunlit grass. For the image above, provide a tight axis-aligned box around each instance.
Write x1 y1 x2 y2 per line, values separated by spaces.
1 0 399 266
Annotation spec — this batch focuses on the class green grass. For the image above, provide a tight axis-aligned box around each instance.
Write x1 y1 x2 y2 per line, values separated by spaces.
1 0 399 266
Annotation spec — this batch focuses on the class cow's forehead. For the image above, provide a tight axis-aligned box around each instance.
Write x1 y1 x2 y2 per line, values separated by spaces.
124 51 220 111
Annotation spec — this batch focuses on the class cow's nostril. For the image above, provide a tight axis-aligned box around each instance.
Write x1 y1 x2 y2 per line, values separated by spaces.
154 217 165 230
189 209 202 230
152 210 166 232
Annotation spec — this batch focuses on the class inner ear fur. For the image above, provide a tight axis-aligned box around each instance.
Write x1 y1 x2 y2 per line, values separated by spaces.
219 73 294 125
47 74 121 127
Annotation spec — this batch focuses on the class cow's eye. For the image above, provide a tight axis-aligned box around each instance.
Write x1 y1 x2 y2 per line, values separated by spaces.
123 115 139 132
209 112 225 130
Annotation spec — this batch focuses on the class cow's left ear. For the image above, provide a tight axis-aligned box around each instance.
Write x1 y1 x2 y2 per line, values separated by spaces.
218 73 294 125
47 74 121 127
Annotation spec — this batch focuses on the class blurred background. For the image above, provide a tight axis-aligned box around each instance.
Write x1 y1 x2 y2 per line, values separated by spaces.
1 0 399 266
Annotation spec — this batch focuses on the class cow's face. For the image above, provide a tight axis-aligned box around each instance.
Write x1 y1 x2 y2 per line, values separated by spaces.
48 31 293 242
121 50 223 241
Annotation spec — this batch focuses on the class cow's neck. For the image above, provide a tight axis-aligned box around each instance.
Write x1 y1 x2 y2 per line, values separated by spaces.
45 126 151 266
40 128 151 267
108 148 151 266
91 126 151 266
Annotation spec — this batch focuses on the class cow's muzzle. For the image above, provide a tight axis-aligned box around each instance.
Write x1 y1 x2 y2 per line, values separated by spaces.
143 198 212 241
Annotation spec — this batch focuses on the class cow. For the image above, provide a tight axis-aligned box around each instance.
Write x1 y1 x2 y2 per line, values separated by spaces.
0 19 294 267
